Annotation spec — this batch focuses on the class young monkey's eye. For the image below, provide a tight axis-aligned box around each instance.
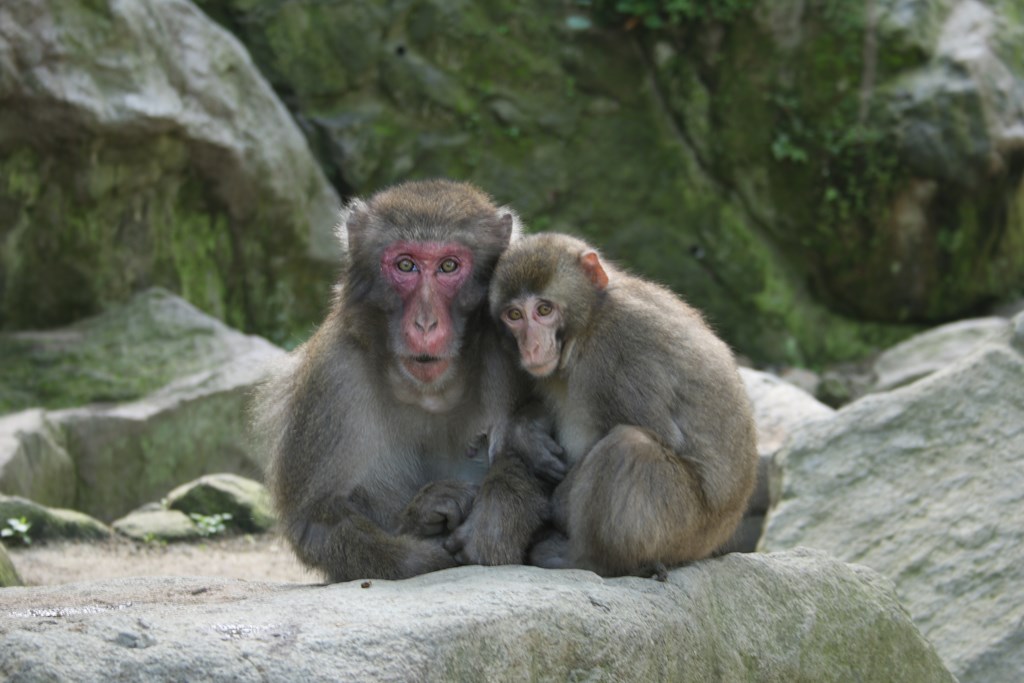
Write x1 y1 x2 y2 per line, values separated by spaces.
396 258 416 273
536 302 554 317
439 258 459 273
506 308 523 321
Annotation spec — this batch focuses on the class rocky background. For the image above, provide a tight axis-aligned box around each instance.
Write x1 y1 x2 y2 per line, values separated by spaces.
3 0 1022 361
2 1 1023 681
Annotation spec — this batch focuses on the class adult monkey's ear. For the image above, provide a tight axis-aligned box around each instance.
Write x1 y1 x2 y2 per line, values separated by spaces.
336 197 370 255
496 207 524 245
580 250 609 290
497 213 514 245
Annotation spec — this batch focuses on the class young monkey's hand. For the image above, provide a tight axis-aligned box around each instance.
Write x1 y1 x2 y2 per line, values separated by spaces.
489 408 566 483
398 480 479 537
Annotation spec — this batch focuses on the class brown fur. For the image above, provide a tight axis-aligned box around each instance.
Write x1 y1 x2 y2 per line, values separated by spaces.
491 233 758 577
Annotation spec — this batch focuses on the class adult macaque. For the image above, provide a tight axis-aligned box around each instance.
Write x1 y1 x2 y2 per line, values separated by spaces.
254 180 547 582
488 233 758 578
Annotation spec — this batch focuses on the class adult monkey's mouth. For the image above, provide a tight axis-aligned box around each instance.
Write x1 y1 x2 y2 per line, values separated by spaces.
403 356 452 383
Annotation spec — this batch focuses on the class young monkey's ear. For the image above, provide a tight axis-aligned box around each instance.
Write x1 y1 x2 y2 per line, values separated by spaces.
580 250 609 290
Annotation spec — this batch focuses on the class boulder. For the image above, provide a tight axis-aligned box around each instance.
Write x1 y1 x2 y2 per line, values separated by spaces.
720 369 835 552
777 316 1013 408
0 289 286 521
111 509 201 543
195 0 1024 364
0 410 75 508
761 312 1024 681
0 550 955 681
776 366 821 397
166 474 275 534
871 316 1010 392
815 360 878 408
0 287 282 414
0 495 110 542
0 0 339 340
190 0 896 365
656 0 1024 328
53 350 278 522
740 368 835 462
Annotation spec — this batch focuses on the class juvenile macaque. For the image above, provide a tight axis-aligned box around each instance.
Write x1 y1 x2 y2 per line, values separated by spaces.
254 180 547 582
489 233 758 577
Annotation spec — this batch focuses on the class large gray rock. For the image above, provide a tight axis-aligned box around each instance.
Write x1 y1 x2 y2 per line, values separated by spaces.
871 316 1010 392
203 0 1024 363
0 0 339 338
0 410 74 508
720 369 836 553
761 312 1024 681
111 508 202 543
0 550 955 681
1 287 281 414
54 350 278 522
740 367 835 461
192 0 920 365
0 290 286 521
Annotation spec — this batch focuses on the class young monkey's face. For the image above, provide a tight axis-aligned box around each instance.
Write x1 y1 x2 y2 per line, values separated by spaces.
500 294 562 378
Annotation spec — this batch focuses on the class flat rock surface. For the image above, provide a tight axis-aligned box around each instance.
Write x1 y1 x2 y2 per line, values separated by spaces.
0 549 955 682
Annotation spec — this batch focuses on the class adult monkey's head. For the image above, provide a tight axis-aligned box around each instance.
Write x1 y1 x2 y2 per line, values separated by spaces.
335 179 521 407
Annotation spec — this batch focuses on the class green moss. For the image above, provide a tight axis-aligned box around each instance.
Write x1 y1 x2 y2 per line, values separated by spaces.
703 201 915 365
0 334 159 413
0 544 21 587
1 148 42 204
645 0 1024 336
592 0 754 29
189 0 1021 365
992 0 1024 73
0 289 241 413
0 127 328 346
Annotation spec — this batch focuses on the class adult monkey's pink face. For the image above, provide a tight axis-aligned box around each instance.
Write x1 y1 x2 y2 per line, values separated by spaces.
382 241 475 385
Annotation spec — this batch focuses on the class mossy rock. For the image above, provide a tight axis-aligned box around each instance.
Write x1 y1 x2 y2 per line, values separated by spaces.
0 495 112 543
0 0 339 345
194 0 820 361
111 508 203 543
0 543 21 587
652 0 1024 327
166 473 276 534
0 288 280 414
0 289 285 523
0 409 76 509
197 0 1024 365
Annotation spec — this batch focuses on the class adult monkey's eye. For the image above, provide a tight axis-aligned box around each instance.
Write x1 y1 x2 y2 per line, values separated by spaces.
439 258 459 273
506 308 523 321
537 302 554 317
396 258 416 273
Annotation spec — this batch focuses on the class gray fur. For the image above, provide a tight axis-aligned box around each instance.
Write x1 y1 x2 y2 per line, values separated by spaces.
254 180 539 582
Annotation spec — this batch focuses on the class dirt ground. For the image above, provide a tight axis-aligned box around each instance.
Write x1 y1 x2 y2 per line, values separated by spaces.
6 533 321 587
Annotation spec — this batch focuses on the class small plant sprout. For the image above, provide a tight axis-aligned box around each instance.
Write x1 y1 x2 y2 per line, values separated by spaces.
1 517 32 545
189 512 233 537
